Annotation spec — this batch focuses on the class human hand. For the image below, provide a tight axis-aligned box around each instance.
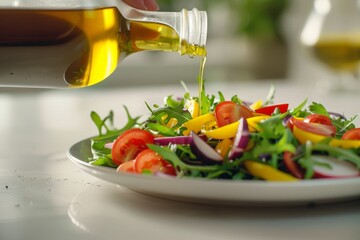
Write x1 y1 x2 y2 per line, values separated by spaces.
122 0 159 11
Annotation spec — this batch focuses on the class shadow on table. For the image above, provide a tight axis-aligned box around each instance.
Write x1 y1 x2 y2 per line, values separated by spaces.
68 184 360 240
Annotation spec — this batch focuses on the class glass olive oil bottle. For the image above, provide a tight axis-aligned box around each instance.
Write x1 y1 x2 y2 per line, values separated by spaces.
0 0 207 88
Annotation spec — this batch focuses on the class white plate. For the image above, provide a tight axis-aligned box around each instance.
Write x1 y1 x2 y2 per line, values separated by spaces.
68 138 360 206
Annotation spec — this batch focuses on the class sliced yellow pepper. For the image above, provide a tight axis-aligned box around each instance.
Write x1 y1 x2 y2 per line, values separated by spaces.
184 99 200 118
293 125 360 149
204 121 239 139
244 161 298 181
182 113 216 136
330 138 360 149
246 115 270 132
250 99 263 110
166 118 178 129
215 139 233 157
204 115 270 139
293 125 325 145
161 114 168 123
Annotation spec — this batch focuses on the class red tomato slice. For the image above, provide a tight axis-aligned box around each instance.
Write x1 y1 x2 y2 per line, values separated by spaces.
292 118 336 137
283 151 304 179
342 128 360 140
255 104 289 115
134 149 176 175
111 129 155 166
215 101 253 127
116 160 136 173
304 114 333 126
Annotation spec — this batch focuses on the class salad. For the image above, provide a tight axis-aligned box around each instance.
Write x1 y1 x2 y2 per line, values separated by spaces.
89 84 360 181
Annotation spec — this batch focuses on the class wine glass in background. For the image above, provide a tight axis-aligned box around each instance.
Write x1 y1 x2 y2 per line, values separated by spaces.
301 0 360 93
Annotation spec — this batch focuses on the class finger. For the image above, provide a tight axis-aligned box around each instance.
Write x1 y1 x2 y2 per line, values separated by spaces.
122 0 147 10
143 0 159 11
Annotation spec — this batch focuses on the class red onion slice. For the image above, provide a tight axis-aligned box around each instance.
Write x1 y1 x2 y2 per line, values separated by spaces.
190 132 223 164
282 114 292 127
329 111 346 120
104 142 114 149
228 118 250 160
154 136 192 145
154 171 176 178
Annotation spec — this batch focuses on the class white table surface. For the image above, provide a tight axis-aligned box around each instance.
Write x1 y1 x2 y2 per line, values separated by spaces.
1 80 360 240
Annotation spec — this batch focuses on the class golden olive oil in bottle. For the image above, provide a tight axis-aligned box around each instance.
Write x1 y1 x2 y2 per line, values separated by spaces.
0 1 207 88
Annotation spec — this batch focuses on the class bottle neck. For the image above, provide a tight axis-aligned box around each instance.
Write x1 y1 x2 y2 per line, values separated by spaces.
117 0 207 57
179 8 207 56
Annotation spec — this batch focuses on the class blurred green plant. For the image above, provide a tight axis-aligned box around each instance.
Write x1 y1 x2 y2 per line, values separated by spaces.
155 0 177 11
231 0 289 39
157 0 289 39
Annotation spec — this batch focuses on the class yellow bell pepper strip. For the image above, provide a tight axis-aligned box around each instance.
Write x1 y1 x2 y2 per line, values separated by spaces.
246 115 271 132
184 99 200 118
215 139 233 157
166 118 178 129
293 125 325 145
204 115 270 139
244 161 298 181
250 99 263 110
330 138 360 149
204 121 239 139
182 113 216 136
293 125 360 149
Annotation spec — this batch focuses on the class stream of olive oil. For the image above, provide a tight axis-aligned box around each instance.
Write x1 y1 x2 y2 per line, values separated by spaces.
198 55 207 114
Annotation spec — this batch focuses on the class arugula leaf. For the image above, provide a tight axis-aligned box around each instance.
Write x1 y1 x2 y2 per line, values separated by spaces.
218 91 226 103
89 106 141 167
91 106 140 142
90 155 117 168
308 102 329 116
289 98 308 117
298 141 315 179
90 110 115 136
332 114 357 137
248 116 296 168
264 84 275 106
148 102 191 130
200 90 211 115
90 111 105 135
145 101 153 113
146 123 178 136
165 95 180 108
231 95 242 104
148 144 221 177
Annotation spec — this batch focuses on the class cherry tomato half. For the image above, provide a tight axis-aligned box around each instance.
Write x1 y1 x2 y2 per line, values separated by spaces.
111 129 155 166
255 104 289 115
292 118 336 137
304 114 333 126
116 160 136 173
341 128 360 140
215 101 254 127
134 149 176 175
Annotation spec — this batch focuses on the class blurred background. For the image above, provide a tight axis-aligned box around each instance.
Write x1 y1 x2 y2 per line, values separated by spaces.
97 0 332 88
